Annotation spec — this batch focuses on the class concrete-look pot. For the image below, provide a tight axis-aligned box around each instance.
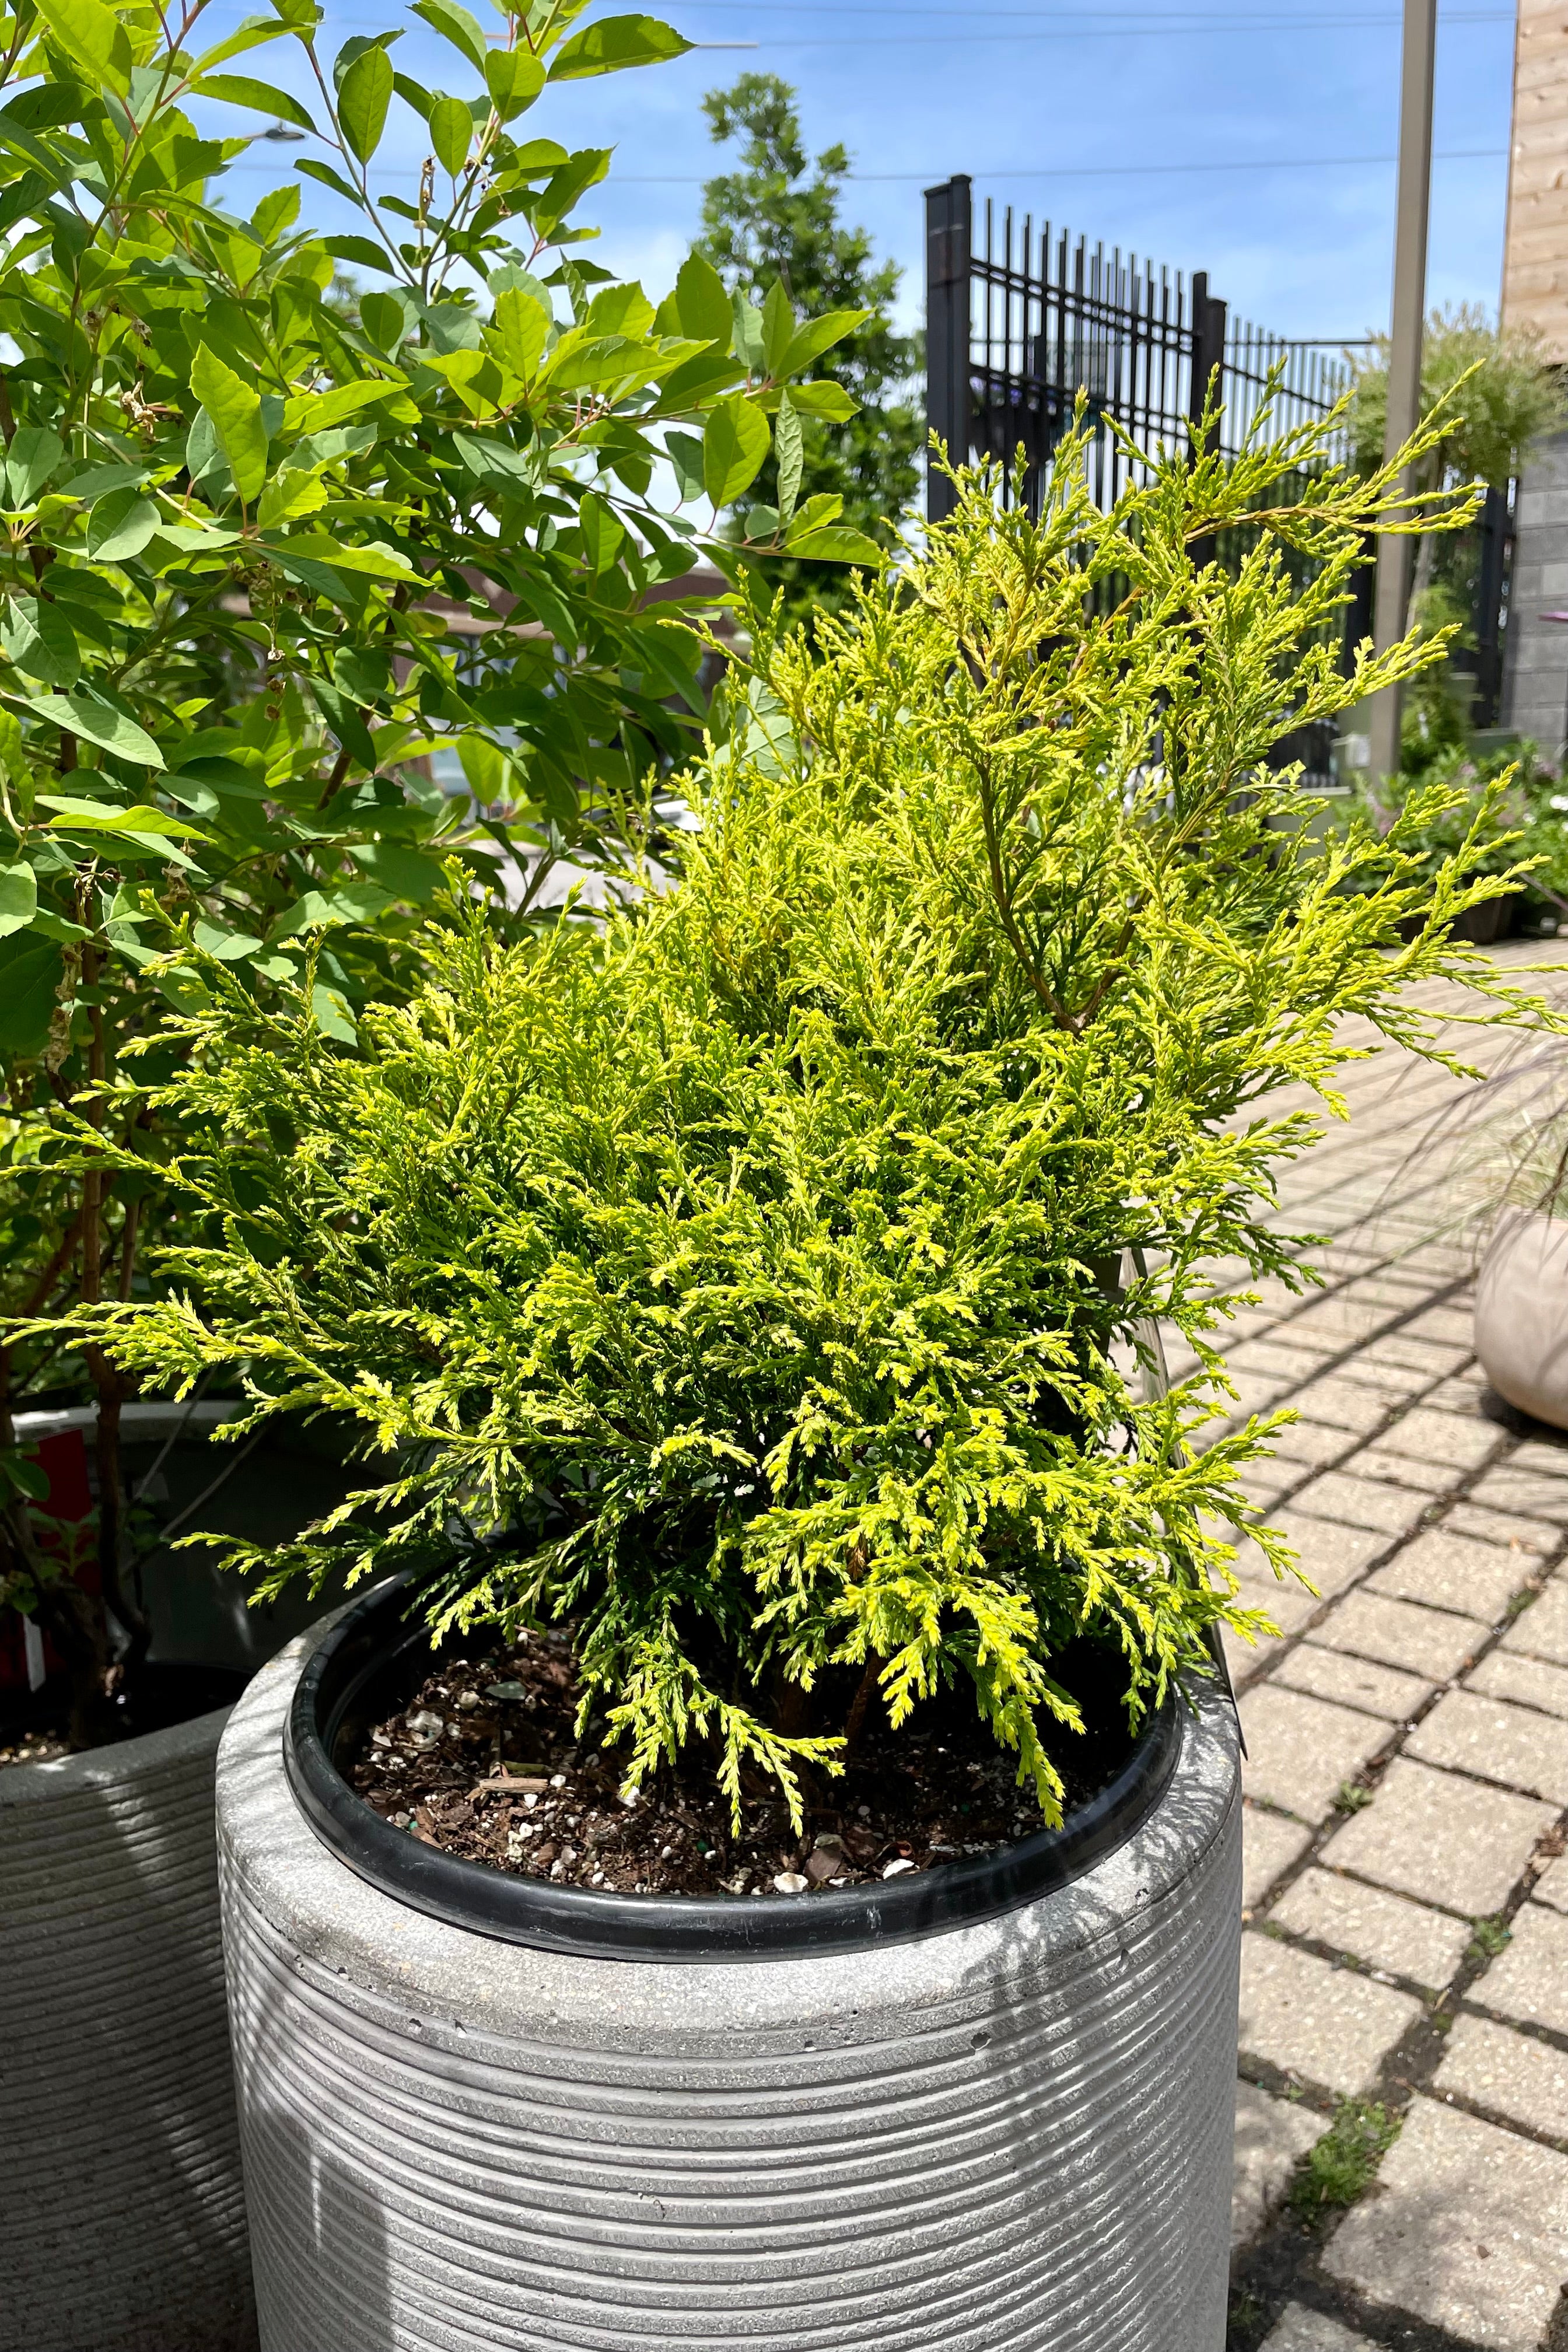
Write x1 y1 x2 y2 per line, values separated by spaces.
1474 1208 1568 1430
217 1586 1242 2352
1 1704 256 2352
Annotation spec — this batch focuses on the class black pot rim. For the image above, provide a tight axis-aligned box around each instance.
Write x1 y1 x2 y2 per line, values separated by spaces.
284 1575 1187 1965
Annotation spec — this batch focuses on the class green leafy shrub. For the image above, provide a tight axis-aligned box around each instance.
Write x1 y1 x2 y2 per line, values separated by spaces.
29 407 1553 1819
0 0 878 1729
1328 738 1568 923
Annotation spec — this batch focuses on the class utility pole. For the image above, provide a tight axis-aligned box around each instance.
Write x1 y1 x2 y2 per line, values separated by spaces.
1367 0 1438 783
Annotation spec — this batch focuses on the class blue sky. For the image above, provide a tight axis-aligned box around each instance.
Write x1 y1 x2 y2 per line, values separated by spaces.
209 3 1520 352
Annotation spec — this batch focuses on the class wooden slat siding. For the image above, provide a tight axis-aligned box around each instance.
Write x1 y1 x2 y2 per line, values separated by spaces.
1503 0 1568 361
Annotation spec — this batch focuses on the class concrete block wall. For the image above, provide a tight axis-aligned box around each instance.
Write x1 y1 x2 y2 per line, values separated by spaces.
1503 426 1568 762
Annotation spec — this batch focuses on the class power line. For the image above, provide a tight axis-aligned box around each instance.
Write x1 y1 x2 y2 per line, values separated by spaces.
610 147 1508 181
674 1 1507 13
194 2 1514 36
222 146 1506 182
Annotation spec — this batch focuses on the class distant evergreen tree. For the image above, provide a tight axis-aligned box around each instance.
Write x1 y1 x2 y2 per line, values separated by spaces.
697 74 923 610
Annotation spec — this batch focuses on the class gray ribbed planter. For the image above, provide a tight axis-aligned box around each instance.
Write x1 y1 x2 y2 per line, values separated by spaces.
218 1616 1242 2352
1 1705 256 2352
1475 1208 1568 1430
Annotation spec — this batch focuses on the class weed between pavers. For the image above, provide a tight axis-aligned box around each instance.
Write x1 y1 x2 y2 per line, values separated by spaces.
1333 1780 1374 1815
1468 1915 1514 1961
1289 2099 1402 2223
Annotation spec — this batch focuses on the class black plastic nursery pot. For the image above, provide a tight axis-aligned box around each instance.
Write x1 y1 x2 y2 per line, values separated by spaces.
285 1573 1186 1962
216 1578 1245 2351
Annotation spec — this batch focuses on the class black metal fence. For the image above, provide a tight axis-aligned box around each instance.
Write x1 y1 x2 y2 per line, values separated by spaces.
923 176 1521 762
925 174 1349 524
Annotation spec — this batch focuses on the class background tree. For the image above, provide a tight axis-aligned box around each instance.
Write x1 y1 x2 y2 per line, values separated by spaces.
697 74 922 608
1349 308 1565 774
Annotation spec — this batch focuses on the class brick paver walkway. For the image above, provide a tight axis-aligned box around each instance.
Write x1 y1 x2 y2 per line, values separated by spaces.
1216 947 1568 2351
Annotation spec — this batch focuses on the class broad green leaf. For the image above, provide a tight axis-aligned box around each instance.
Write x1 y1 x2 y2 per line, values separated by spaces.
192 919 264 960
40 797 208 838
28 693 165 768
501 138 568 177
251 183 300 242
268 534 418 580
785 380 858 423
0 862 37 941
57 459 153 506
785 524 887 565
274 883 395 935
331 643 391 702
703 396 770 510
30 906 93 945
485 47 544 121
774 390 803 524
1 596 78 688
0 933 62 1058
452 432 535 490
5 426 64 508
409 0 487 73
428 92 471 175
487 285 550 378
185 410 230 494
312 981 358 1044
188 75 317 132
578 492 624 575
420 299 485 355
86 487 158 562
586 281 654 341
326 233 394 275
257 468 327 530
296 156 365 207
359 290 408 354
348 840 447 902
488 261 555 309
548 14 691 79
784 492 843 536
338 43 393 162
2 1450 52 1501
191 14 296 72
281 379 406 433
761 279 796 380
672 252 731 346
391 68 433 121
191 344 268 505
666 430 705 505
779 309 872 380
731 293 765 373
542 334 642 394
33 0 132 94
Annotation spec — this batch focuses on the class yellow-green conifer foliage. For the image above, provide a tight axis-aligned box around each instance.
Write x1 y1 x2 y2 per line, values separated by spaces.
38 408 1555 1824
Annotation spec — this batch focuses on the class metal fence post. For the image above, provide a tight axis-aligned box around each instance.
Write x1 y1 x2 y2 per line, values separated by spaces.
1471 481 1511 729
925 174 972 525
1187 271 1228 452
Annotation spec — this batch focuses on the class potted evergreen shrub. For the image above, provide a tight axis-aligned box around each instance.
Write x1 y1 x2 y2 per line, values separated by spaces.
39 405 1544 2348
0 0 870 2339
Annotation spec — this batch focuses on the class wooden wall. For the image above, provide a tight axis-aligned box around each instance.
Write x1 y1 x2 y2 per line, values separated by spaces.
1503 0 1568 360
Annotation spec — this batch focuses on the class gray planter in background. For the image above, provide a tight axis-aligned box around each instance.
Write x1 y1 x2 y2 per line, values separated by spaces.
0 1704 255 2352
15 1399 356 1675
218 1614 1242 2352
1475 1208 1568 1430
